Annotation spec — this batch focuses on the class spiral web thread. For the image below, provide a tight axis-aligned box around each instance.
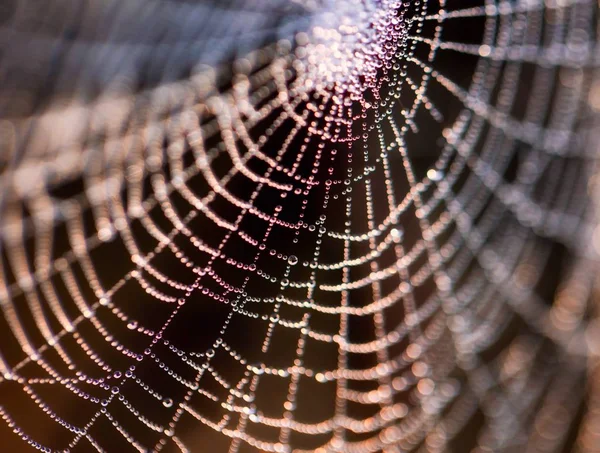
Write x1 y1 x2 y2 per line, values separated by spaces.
1 0 600 452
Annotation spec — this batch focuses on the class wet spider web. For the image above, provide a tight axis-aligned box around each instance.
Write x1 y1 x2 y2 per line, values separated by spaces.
1 0 600 452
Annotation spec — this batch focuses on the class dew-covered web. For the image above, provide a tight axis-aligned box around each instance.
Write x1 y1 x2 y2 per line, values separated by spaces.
1 0 600 452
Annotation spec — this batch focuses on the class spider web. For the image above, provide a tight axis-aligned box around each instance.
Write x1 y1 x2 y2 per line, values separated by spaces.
1 0 600 452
